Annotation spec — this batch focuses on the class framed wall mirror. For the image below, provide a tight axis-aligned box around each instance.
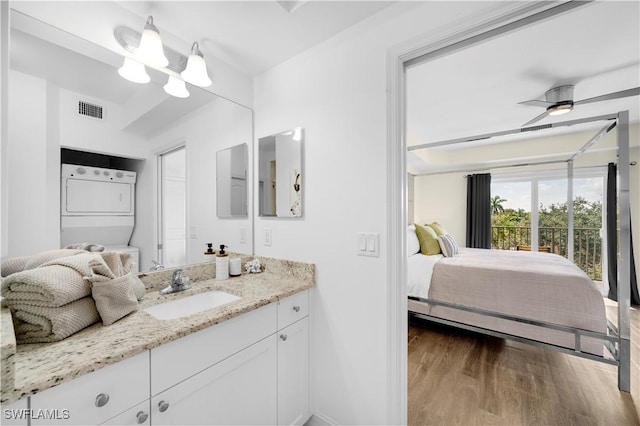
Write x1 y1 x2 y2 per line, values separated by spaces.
258 128 304 218
217 143 248 218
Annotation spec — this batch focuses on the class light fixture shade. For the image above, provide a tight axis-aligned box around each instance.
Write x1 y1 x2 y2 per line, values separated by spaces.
547 103 574 116
163 75 190 98
118 57 150 83
137 16 169 68
181 42 212 87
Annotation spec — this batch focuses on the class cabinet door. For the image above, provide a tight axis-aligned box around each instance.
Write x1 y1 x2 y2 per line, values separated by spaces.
31 351 149 425
277 317 309 426
152 336 277 425
101 400 150 426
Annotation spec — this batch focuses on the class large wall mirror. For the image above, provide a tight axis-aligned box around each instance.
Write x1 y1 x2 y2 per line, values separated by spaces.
258 128 304 218
6 9 254 269
217 143 248 218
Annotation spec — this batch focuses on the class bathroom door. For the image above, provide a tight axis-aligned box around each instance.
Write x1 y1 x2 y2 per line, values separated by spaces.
158 146 187 267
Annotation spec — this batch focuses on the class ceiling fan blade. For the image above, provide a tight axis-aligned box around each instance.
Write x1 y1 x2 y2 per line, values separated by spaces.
574 87 640 105
518 99 553 107
522 111 549 127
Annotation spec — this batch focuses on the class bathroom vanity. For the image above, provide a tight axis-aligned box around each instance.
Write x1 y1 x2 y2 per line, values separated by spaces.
0 257 314 426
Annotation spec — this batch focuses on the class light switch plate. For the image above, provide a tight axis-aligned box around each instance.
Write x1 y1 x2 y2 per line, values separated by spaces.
264 228 272 246
357 232 379 257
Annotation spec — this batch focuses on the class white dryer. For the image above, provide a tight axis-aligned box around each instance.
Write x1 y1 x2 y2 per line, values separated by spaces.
60 164 137 249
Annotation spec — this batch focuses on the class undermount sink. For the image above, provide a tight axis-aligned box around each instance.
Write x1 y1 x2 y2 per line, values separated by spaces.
144 290 241 320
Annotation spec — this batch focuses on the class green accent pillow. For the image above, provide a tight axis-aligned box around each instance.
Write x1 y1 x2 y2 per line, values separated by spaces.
430 221 448 236
414 223 441 255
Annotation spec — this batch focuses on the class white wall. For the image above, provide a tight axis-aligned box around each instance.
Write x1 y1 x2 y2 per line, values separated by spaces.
414 172 466 243
6 71 56 256
252 2 503 423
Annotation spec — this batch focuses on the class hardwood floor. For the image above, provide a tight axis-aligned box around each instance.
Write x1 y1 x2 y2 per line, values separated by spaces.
408 301 640 425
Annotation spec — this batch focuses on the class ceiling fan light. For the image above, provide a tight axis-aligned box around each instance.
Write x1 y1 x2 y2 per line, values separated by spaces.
137 16 169 68
181 42 212 87
163 75 190 98
118 57 150 83
547 103 573 116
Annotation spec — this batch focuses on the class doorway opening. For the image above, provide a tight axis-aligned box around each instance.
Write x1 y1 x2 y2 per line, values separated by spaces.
158 146 187 268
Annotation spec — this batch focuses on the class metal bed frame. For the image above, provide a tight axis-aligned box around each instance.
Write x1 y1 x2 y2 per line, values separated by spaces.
408 110 632 392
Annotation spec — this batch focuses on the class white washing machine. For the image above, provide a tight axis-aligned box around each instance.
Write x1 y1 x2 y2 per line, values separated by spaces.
105 245 140 274
60 164 137 249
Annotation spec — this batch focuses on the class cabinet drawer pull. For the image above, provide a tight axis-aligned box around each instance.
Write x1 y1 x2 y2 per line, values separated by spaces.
158 400 170 412
136 411 149 424
95 393 110 407
280 334 288 341
292 305 300 312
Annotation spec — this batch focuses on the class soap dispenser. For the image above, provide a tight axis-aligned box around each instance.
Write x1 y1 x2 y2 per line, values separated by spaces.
216 245 229 280
204 243 215 262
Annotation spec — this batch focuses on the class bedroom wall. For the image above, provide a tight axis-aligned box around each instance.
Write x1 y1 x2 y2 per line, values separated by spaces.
252 1 513 424
413 171 466 243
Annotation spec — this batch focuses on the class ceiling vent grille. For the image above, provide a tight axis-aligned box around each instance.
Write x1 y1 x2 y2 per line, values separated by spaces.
78 101 103 119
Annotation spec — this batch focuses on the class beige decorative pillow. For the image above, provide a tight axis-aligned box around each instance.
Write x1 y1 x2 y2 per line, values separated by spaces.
414 223 441 255
430 222 448 236
91 274 140 326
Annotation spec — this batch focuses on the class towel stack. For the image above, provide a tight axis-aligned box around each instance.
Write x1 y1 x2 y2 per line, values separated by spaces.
1 250 145 344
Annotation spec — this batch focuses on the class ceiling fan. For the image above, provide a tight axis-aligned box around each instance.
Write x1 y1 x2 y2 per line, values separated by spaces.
519 84 640 127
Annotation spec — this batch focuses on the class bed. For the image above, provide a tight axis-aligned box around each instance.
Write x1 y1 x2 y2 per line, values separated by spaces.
407 227 615 360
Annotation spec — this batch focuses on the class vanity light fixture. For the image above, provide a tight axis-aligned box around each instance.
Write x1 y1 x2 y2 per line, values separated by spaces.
181 42 212 88
118 57 150 84
163 75 190 98
136 16 169 68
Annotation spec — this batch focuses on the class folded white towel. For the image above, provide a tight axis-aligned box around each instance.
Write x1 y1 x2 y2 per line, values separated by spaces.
11 297 100 344
1 253 109 307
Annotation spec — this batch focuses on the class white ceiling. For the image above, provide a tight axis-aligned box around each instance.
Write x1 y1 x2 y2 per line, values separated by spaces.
407 1 640 165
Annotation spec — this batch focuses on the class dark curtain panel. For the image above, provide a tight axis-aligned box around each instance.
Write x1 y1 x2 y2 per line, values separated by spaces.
466 173 491 249
606 163 640 305
607 163 617 300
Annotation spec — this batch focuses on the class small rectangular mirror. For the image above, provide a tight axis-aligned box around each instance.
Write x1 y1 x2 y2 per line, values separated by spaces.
216 143 248 218
258 127 303 217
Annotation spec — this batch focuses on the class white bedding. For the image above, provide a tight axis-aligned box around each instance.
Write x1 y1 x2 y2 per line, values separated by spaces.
407 252 442 299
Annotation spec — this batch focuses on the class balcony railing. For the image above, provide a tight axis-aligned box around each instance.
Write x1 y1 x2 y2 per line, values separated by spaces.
491 226 602 280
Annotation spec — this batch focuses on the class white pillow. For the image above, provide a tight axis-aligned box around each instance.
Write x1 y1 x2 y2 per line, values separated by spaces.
407 226 420 256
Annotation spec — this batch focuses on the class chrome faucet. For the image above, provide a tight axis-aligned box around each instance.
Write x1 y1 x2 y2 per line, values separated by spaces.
160 269 191 295
150 260 164 271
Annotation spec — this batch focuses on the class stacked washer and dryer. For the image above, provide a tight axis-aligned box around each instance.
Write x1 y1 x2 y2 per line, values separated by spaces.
60 164 140 272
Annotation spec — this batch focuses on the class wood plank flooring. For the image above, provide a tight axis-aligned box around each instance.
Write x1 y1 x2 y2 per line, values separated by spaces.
408 301 640 425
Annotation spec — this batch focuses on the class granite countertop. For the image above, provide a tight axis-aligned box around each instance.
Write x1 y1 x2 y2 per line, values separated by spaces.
0 256 315 405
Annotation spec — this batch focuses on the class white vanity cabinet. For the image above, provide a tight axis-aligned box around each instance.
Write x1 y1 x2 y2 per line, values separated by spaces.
30 351 149 426
149 302 278 425
151 335 277 425
276 291 310 426
10 289 311 426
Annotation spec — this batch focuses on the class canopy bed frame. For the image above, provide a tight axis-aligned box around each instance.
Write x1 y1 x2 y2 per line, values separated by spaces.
407 110 633 392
